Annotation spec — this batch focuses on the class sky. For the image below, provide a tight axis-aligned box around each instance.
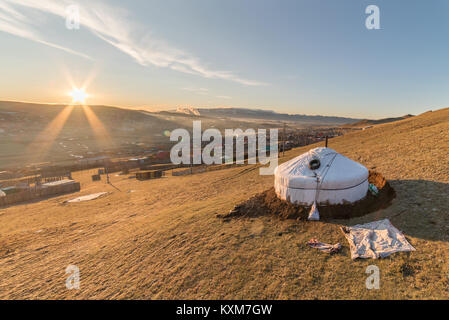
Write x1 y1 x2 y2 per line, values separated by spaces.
0 0 448 118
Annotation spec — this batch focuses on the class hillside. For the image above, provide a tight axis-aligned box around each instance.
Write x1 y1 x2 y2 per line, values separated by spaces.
0 101 356 169
341 114 414 129
0 101 179 168
0 108 448 299
171 107 361 125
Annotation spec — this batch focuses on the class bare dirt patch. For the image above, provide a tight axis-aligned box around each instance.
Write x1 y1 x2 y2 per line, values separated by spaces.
218 170 395 220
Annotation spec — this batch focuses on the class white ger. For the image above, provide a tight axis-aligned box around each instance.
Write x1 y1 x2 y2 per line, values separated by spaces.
274 147 369 207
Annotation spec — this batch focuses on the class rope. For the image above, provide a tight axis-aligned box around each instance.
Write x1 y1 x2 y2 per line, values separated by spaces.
282 177 368 191
313 152 338 204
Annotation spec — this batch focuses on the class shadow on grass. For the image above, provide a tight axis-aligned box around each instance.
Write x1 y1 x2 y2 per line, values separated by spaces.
222 178 449 243
334 179 449 242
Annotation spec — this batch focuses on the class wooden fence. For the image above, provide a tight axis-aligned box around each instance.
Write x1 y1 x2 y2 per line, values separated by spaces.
0 182 80 207
135 170 163 181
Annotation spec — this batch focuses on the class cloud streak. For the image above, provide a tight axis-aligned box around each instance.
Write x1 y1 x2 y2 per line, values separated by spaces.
0 0 266 86
0 1 92 59
182 87 209 95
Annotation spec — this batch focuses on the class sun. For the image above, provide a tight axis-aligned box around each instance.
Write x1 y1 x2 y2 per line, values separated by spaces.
69 88 88 104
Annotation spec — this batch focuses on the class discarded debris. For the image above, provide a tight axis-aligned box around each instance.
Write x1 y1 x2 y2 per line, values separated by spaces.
368 183 379 196
307 238 341 254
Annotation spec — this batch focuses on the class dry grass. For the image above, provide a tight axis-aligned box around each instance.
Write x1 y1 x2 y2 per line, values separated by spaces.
0 108 448 299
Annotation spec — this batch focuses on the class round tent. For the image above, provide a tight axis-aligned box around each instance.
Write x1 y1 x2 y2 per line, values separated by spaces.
274 147 368 205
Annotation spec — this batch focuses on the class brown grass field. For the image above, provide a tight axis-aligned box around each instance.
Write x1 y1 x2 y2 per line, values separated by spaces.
0 108 448 299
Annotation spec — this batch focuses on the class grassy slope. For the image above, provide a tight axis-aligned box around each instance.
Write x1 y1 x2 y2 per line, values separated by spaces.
341 114 414 128
0 108 448 299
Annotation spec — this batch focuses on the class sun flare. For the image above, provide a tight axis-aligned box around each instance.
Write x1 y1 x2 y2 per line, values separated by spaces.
69 88 88 104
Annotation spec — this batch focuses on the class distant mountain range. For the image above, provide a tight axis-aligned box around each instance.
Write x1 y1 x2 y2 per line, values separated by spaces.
0 101 411 129
0 100 416 168
170 107 361 125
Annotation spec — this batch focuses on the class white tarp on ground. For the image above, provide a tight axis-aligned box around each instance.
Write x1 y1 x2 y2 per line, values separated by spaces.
41 179 75 187
274 147 369 205
66 192 108 203
341 219 415 259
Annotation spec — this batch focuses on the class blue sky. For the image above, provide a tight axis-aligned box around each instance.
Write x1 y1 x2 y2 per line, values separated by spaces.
0 0 448 118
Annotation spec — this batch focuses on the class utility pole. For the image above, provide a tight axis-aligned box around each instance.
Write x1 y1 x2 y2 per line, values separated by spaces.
104 160 110 184
282 123 286 157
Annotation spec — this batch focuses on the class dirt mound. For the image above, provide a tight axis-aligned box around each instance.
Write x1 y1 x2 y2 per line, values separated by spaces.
219 188 307 220
218 170 395 220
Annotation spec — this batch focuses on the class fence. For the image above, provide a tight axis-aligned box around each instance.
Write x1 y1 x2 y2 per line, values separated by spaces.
0 182 80 207
171 163 241 176
136 170 163 180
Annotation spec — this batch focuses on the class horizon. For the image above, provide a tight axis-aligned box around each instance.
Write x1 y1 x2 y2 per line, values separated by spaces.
0 99 426 120
1 1 449 118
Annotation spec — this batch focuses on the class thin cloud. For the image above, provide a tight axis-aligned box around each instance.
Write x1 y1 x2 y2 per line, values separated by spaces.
182 87 209 95
0 1 92 59
0 0 267 86
182 87 232 100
